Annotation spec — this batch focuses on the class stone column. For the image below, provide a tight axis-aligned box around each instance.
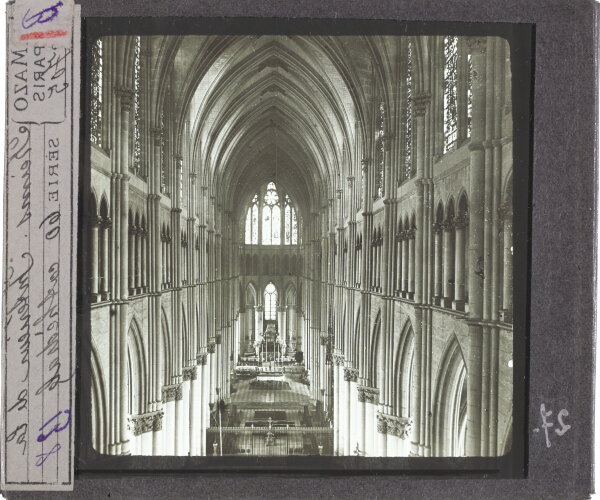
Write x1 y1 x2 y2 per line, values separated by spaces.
128 225 135 293
407 229 416 299
376 413 388 457
433 223 443 305
90 216 100 297
184 366 197 455
442 220 455 307
401 234 409 295
453 214 469 311
152 411 164 456
346 368 360 454
465 36 487 457
197 352 208 455
499 202 513 322
385 417 398 457
363 387 378 456
162 385 179 455
141 229 147 291
100 218 111 299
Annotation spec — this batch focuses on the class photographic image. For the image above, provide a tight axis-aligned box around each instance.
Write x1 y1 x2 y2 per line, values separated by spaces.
79 29 518 461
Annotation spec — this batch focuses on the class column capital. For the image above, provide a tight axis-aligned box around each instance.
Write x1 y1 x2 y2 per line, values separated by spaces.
128 411 164 436
343 367 359 382
114 86 135 111
207 342 216 353
412 93 431 117
454 214 470 230
183 366 197 381
333 354 345 366
376 413 388 435
197 352 208 365
361 158 371 172
161 383 183 404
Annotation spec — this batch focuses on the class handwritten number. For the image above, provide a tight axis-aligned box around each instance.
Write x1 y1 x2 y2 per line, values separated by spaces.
35 444 61 467
7 389 28 412
7 423 27 455
22 2 64 30
39 210 60 240
555 409 571 436
540 404 553 448
37 409 70 442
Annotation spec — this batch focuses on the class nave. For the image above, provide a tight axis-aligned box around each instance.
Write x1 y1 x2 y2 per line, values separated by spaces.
79 32 514 458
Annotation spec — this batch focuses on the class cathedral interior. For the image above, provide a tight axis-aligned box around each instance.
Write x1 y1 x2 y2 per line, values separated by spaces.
80 33 514 458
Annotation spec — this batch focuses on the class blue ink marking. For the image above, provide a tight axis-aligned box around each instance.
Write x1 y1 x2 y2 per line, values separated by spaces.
37 409 70 443
22 1 64 30
35 444 61 466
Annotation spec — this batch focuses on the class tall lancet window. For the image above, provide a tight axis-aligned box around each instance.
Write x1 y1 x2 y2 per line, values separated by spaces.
133 36 141 176
284 195 298 245
90 38 103 146
467 53 473 136
444 36 458 152
262 182 281 245
405 39 412 181
375 101 385 200
264 283 278 320
160 110 166 194
245 194 259 244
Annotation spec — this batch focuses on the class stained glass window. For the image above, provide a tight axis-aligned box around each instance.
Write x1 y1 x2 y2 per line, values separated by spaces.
405 39 412 181
245 194 259 244
376 101 385 200
133 36 141 176
291 205 298 245
91 38 102 146
160 110 166 194
264 283 278 320
444 36 458 152
284 195 298 245
262 182 280 245
467 53 472 137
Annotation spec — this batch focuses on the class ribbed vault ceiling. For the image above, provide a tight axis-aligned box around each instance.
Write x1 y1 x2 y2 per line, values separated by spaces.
148 34 398 223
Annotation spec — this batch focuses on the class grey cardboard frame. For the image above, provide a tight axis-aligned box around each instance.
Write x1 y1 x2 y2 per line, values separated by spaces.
7 0 596 498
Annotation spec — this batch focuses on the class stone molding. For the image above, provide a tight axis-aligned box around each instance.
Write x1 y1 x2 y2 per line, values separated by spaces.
182 366 197 381
128 411 164 436
162 384 183 404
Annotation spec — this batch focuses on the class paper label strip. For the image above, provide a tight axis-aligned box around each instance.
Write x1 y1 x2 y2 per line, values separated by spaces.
2 0 80 491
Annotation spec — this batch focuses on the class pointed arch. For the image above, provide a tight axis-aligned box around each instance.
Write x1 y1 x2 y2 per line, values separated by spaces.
284 281 297 306
127 317 147 416
394 318 415 419
89 337 108 454
161 307 172 386
246 280 257 306
369 310 382 386
432 334 467 457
